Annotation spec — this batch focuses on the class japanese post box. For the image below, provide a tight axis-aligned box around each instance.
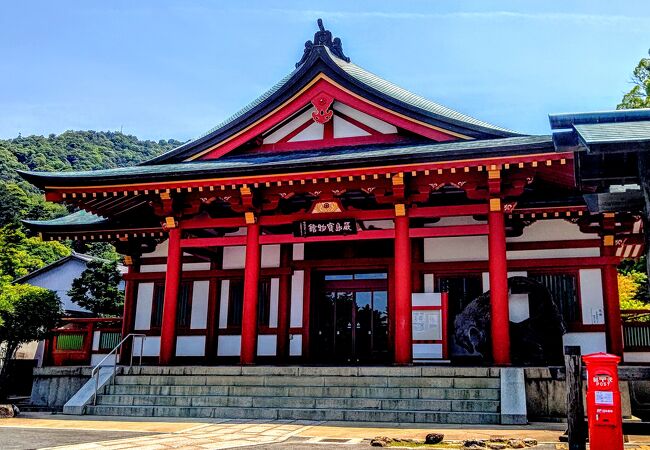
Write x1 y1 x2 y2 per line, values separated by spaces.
583 352 623 450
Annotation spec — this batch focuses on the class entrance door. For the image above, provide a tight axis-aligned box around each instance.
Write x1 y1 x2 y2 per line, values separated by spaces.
312 273 389 364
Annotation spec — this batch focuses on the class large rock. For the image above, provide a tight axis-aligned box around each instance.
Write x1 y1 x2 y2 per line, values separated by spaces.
0 404 15 418
453 276 566 365
425 433 444 444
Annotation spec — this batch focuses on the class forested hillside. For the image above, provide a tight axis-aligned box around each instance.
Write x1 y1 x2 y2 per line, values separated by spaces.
0 131 183 280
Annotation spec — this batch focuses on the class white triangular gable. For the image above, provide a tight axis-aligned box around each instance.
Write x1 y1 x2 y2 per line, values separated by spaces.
261 101 398 145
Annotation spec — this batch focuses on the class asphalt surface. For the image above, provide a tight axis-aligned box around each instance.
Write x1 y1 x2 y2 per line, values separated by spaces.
0 426 157 450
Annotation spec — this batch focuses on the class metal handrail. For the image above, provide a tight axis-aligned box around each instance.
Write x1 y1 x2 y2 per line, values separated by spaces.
91 333 146 405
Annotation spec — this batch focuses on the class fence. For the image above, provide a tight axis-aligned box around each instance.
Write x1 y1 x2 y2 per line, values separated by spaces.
45 317 123 366
622 309 650 352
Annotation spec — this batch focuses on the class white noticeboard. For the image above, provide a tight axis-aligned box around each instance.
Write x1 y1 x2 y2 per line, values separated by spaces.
595 391 614 406
412 310 442 341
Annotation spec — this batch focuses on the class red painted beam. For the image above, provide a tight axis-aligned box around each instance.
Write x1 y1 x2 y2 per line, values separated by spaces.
180 205 487 231
409 224 487 238
506 239 600 251
180 224 488 248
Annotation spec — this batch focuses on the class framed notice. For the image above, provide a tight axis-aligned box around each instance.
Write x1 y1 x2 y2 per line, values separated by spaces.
412 310 442 341
595 391 614 406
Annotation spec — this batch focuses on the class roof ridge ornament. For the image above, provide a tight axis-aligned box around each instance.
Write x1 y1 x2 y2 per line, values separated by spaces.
295 18 350 68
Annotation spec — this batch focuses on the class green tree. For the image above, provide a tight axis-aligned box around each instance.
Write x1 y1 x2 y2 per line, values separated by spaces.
67 259 124 317
618 50 650 109
0 282 62 401
0 224 70 279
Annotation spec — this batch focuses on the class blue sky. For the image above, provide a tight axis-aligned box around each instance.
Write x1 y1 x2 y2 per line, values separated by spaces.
0 1 648 140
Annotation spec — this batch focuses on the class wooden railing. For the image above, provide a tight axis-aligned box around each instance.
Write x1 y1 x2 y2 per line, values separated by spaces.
622 309 650 352
44 317 123 366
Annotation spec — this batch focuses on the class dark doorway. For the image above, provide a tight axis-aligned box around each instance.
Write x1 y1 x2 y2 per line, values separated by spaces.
434 274 484 361
312 273 389 364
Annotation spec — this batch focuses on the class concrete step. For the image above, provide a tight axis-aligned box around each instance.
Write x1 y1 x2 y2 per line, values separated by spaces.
122 366 500 378
95 394 500 413
111 374 500 389
103 383 500 401
85 404 500 424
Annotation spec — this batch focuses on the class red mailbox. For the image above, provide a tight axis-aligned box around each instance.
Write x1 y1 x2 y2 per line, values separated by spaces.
583 352 623 450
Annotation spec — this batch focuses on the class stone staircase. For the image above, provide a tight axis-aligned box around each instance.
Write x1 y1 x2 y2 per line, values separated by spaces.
85 366 503 424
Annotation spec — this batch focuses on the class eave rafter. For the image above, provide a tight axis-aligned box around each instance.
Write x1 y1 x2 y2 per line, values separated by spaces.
41 152 574 207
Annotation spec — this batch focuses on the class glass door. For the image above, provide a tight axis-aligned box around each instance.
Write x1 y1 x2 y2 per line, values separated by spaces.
313 273 389 364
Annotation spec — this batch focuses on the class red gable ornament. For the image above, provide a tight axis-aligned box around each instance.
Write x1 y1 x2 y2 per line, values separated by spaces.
311 92 334 124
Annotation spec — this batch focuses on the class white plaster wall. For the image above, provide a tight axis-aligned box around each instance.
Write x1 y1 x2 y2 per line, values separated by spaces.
426 216 486 227
292 243 304 261
264 110 313 144
257 335 277 356
424 236 488 262
140 264 167 273
290 270 304 328
624 352 650 363
134 283 154 331
23 258 91 313
289 334 302 356
423 273 434 294
218 280 230 329
579 269 605 325
222 244 280 269
562 332 606 355
413 343 443 359
261 245 281 268
217 335 241 356
269 278 279 328
176 336 206 357
507 219 595 243
190 280 210 329
333 115 371 138
222 247 246 269
289 122 323 142
507 248 600 260
132 336 160 357
92 331 101 351
140 262 210 273
334 102 398 134
362 220 394 230
412 293 442 307
148 240 168 258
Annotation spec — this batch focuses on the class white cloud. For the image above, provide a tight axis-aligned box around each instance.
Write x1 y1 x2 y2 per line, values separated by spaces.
243 9 648 33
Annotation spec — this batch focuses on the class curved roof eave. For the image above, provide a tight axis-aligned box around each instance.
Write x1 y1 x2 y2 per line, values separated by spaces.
17 135 553 189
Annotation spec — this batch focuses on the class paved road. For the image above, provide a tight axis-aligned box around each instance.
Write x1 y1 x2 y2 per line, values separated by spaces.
0 427 156 450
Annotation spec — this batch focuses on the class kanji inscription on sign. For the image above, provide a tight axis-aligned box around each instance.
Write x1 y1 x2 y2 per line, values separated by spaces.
294 219 357 237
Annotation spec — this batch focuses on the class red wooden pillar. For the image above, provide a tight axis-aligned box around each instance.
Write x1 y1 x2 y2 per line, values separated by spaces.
488 199 511 365
240 219 261 365
160 226 182 365
276 244 292 362
120 264 138 364
602 242 624 356
394 208 412 365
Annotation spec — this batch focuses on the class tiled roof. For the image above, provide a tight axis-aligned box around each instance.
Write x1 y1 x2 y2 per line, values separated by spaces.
19 135 553 188
574 121 650 144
